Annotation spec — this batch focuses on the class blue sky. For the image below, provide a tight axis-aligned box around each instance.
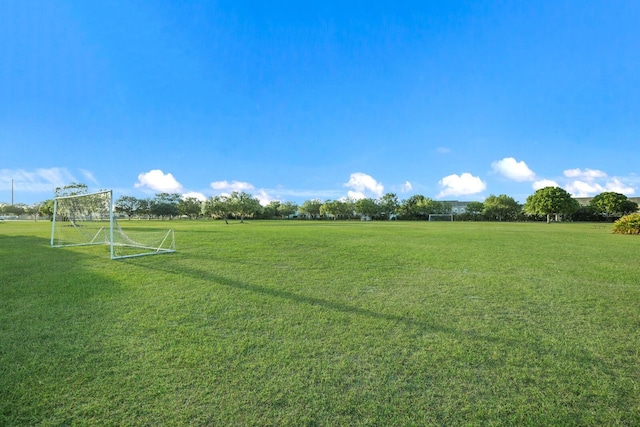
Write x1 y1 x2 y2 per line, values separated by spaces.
2 0 639 206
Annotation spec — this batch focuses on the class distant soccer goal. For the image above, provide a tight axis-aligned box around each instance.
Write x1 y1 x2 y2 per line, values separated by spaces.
51 190 175 260
428 213 454 222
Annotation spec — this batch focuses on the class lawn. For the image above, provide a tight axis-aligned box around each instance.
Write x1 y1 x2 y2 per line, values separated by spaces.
1 219 639 425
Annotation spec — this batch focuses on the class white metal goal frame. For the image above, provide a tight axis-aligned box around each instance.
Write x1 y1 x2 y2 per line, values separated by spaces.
428 213 454 222
51 190 176 260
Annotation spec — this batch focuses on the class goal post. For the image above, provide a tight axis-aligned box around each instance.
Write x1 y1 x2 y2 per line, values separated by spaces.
51 190 175 260
428 213 454 222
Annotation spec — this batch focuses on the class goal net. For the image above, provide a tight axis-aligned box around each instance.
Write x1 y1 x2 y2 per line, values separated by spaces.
428 213 454 222
51 190 175 259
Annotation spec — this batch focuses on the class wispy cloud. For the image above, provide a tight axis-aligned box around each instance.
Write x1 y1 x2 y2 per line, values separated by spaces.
437 173 486 198
0 167 77 193
260 188 342 200
135 170 183 193
400 181 412 193
79 169 99 185
210 180 255 192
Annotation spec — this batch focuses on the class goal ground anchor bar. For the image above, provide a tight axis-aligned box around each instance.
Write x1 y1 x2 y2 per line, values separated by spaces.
111 248 176 260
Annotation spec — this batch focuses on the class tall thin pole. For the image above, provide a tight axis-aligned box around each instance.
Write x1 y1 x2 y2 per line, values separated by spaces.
51 198 58 247
110 190 114 260
11 179 14 205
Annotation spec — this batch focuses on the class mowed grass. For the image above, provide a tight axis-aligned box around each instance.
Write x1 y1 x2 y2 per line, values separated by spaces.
1 219 639 426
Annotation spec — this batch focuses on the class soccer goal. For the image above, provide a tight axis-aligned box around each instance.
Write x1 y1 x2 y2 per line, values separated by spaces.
51 190 175 260
428 213 454 222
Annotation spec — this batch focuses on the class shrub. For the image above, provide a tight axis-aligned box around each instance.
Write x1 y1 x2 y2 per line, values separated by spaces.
613 213 640 235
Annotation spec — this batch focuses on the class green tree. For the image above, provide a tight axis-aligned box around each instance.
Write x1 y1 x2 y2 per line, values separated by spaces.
179 197 203 219
438 201 453 214
137 198 153 220
299 199 323 219
399 195 450 220
379 193 400 220
115 196 141 220
400 195 428 220
590 192 637 221
621 199 639 215
320 200 341 220
342 198 356 219
278 201 298 219
465 201 484 220
39 200 55 218
483 194 521 221
53 182 90 223
205 195 230 221
54 182 89 198
227 191 262 223
320 199 354 220
3 204 25 216
151 193 181 219
263 201 281 219
23 203 40 220
524 187 579 223
354 198 380 219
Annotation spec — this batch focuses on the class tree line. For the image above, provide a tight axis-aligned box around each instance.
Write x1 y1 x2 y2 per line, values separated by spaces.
113 187 637 222
2 184 637 222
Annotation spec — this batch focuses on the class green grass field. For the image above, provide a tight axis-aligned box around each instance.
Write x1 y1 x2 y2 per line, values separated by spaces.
1 220 639 425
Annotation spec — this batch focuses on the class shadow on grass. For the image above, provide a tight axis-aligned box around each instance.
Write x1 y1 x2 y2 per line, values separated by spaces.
137 253 609 373
0 233 132 425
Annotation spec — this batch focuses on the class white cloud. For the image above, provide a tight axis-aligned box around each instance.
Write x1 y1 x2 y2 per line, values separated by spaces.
347 191 367 200
0 167 77 193
491 157 536 182
208 180 274 205
565 180 604 197
134 170 183 192
533 179 559 190
561 168 635 197
437 173 486 198
182 191 207 201
344 172 384 198
436 147 451 154
210 180 255 192
254 189 275 206
401 181 412 193
564 168 607 180
605 178 635 195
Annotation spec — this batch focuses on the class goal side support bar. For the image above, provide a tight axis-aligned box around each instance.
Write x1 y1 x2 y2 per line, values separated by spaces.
110 230 176 260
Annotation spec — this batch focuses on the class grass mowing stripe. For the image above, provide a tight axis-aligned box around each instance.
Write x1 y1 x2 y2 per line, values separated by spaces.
1 220 639 425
